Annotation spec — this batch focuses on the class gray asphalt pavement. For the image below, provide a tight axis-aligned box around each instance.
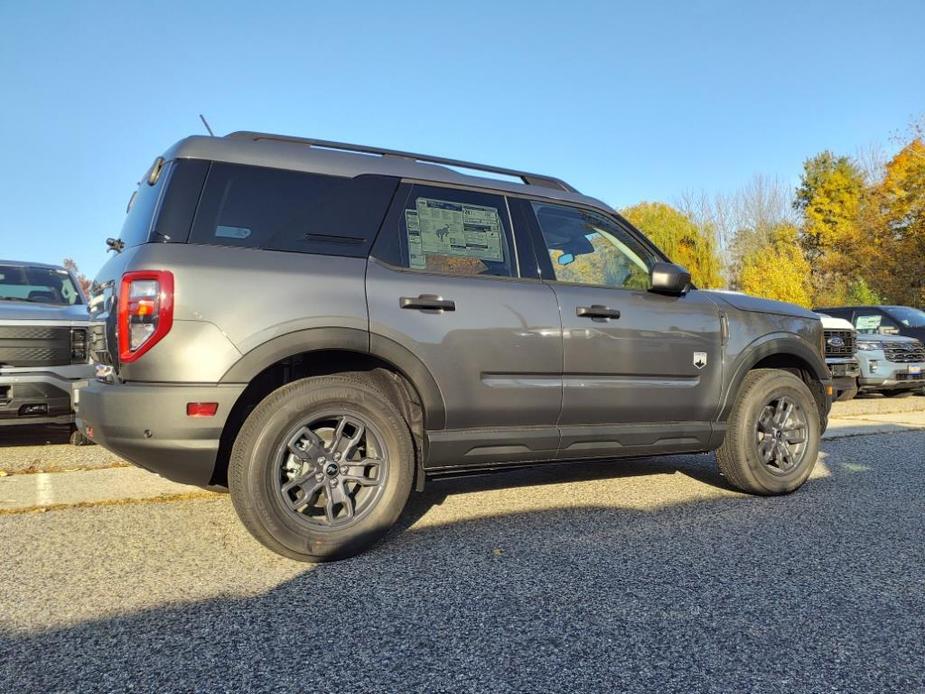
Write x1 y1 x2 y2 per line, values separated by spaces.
1 431 924 693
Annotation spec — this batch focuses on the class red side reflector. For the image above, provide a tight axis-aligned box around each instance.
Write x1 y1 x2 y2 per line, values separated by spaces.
186 402 218 417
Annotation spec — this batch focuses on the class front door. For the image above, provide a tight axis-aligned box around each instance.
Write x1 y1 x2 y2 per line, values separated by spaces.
366 184 563 467
526 200 723 455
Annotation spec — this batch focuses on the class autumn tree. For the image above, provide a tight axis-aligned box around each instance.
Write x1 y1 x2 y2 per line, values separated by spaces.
678 174 794 287
737 224 812 307
62 258 92 296
792 151 867 304
867 138 925 306
620 202 723 288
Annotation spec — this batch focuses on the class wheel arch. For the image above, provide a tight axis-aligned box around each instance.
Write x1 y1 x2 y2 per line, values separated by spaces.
211 328 445 487
719 333 831 424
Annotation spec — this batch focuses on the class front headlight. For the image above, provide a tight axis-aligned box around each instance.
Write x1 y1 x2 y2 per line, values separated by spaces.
857 340 883 351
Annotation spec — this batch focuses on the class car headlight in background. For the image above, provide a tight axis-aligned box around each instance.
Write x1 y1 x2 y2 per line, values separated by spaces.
856 340 883 351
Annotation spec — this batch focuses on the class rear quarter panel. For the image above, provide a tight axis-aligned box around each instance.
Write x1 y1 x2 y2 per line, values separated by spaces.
93 243 369 383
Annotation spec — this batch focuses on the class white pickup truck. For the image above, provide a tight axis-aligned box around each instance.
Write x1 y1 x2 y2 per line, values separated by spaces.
816 313 860 401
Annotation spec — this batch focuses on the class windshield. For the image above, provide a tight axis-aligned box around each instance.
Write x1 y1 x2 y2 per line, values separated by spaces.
886 306 925 328
0 265 83 305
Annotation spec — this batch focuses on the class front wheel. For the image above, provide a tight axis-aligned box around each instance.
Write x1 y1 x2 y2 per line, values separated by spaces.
716 369 821 495
229 375 414 562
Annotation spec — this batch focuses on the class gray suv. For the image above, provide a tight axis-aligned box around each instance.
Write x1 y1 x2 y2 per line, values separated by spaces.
78 132 832 561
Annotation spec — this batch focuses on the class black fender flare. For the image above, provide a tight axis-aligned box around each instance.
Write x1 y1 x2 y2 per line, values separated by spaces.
718 332 831 422
219 327 446 430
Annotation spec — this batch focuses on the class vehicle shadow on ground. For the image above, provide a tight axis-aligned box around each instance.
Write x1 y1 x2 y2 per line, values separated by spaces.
3 446 922 692
393 452 731 532
0 424 72 447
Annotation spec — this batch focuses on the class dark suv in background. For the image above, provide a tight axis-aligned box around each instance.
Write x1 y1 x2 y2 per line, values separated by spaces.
78 132 832 560
816 305 925 343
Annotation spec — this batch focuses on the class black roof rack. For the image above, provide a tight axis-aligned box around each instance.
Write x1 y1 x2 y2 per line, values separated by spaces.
226 131 577 193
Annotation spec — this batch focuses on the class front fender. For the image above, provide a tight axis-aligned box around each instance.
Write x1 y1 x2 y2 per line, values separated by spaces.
718 332 831 423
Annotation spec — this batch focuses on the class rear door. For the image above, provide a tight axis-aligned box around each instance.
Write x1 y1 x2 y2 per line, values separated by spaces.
520 199 723 455
366 184 563 466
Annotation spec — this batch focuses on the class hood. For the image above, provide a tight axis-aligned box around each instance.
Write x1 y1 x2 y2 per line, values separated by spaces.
815 313 855 331
702 290 818 320
862 333 922 345
0 301 90 323
900 326 925 343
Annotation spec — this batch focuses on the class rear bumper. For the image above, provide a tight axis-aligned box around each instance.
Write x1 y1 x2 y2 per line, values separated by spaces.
0 365 93 427
76 380 246 487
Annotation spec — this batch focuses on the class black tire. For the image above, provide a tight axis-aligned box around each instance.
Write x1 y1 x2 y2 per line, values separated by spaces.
882 389 913 398
716 369 821 495
69 427 93 446
835 381 858 402
229 375 414 562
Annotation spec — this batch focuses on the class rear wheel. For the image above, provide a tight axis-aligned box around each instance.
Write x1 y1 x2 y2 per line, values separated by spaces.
229 375 414 561
716 369 820 495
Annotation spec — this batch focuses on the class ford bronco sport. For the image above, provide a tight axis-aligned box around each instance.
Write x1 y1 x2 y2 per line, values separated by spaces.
78 132 832 561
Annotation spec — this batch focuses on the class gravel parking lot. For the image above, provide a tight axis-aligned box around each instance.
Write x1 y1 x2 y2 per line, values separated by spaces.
1 421 924 692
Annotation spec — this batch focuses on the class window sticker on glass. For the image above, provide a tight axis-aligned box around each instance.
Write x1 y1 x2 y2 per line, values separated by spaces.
404 210 426 268
411 198 504 262
855 315 882 331
216 225 252 239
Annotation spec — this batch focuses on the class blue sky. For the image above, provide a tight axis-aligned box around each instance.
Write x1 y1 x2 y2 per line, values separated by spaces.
1 0 923 276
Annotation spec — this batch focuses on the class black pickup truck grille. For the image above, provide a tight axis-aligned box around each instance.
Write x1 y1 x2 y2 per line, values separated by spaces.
883 341 925 363
823 329 856 358
0 326 81 368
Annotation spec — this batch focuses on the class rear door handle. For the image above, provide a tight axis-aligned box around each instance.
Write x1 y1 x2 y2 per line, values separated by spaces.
576 305 620 321
400 294 456 312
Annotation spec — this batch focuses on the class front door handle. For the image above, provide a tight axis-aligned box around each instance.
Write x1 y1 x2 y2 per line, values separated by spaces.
576 305 620 321
400 294 456 312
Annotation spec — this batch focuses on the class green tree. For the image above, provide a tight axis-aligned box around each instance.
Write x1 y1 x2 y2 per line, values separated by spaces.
738 224 812 307
621 202 723 288
842 277 882 306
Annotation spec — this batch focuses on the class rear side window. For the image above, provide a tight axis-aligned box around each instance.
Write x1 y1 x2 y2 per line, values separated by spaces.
374 184 516 278
119 159 170 248
188 163 399 257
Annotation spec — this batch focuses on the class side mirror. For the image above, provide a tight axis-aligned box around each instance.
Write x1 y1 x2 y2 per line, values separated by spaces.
649 262 691 296
557 253 575 266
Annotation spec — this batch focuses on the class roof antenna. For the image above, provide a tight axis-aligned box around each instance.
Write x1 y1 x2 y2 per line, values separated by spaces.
199 114 215 136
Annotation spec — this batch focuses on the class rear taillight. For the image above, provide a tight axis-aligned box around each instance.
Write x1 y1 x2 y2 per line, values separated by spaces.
118 271 174 363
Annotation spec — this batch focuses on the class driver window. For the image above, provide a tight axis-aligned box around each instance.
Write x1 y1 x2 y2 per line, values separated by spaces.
531 202 653 289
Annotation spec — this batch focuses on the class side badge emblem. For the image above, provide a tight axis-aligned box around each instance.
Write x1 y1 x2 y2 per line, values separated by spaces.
693 352 708 369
